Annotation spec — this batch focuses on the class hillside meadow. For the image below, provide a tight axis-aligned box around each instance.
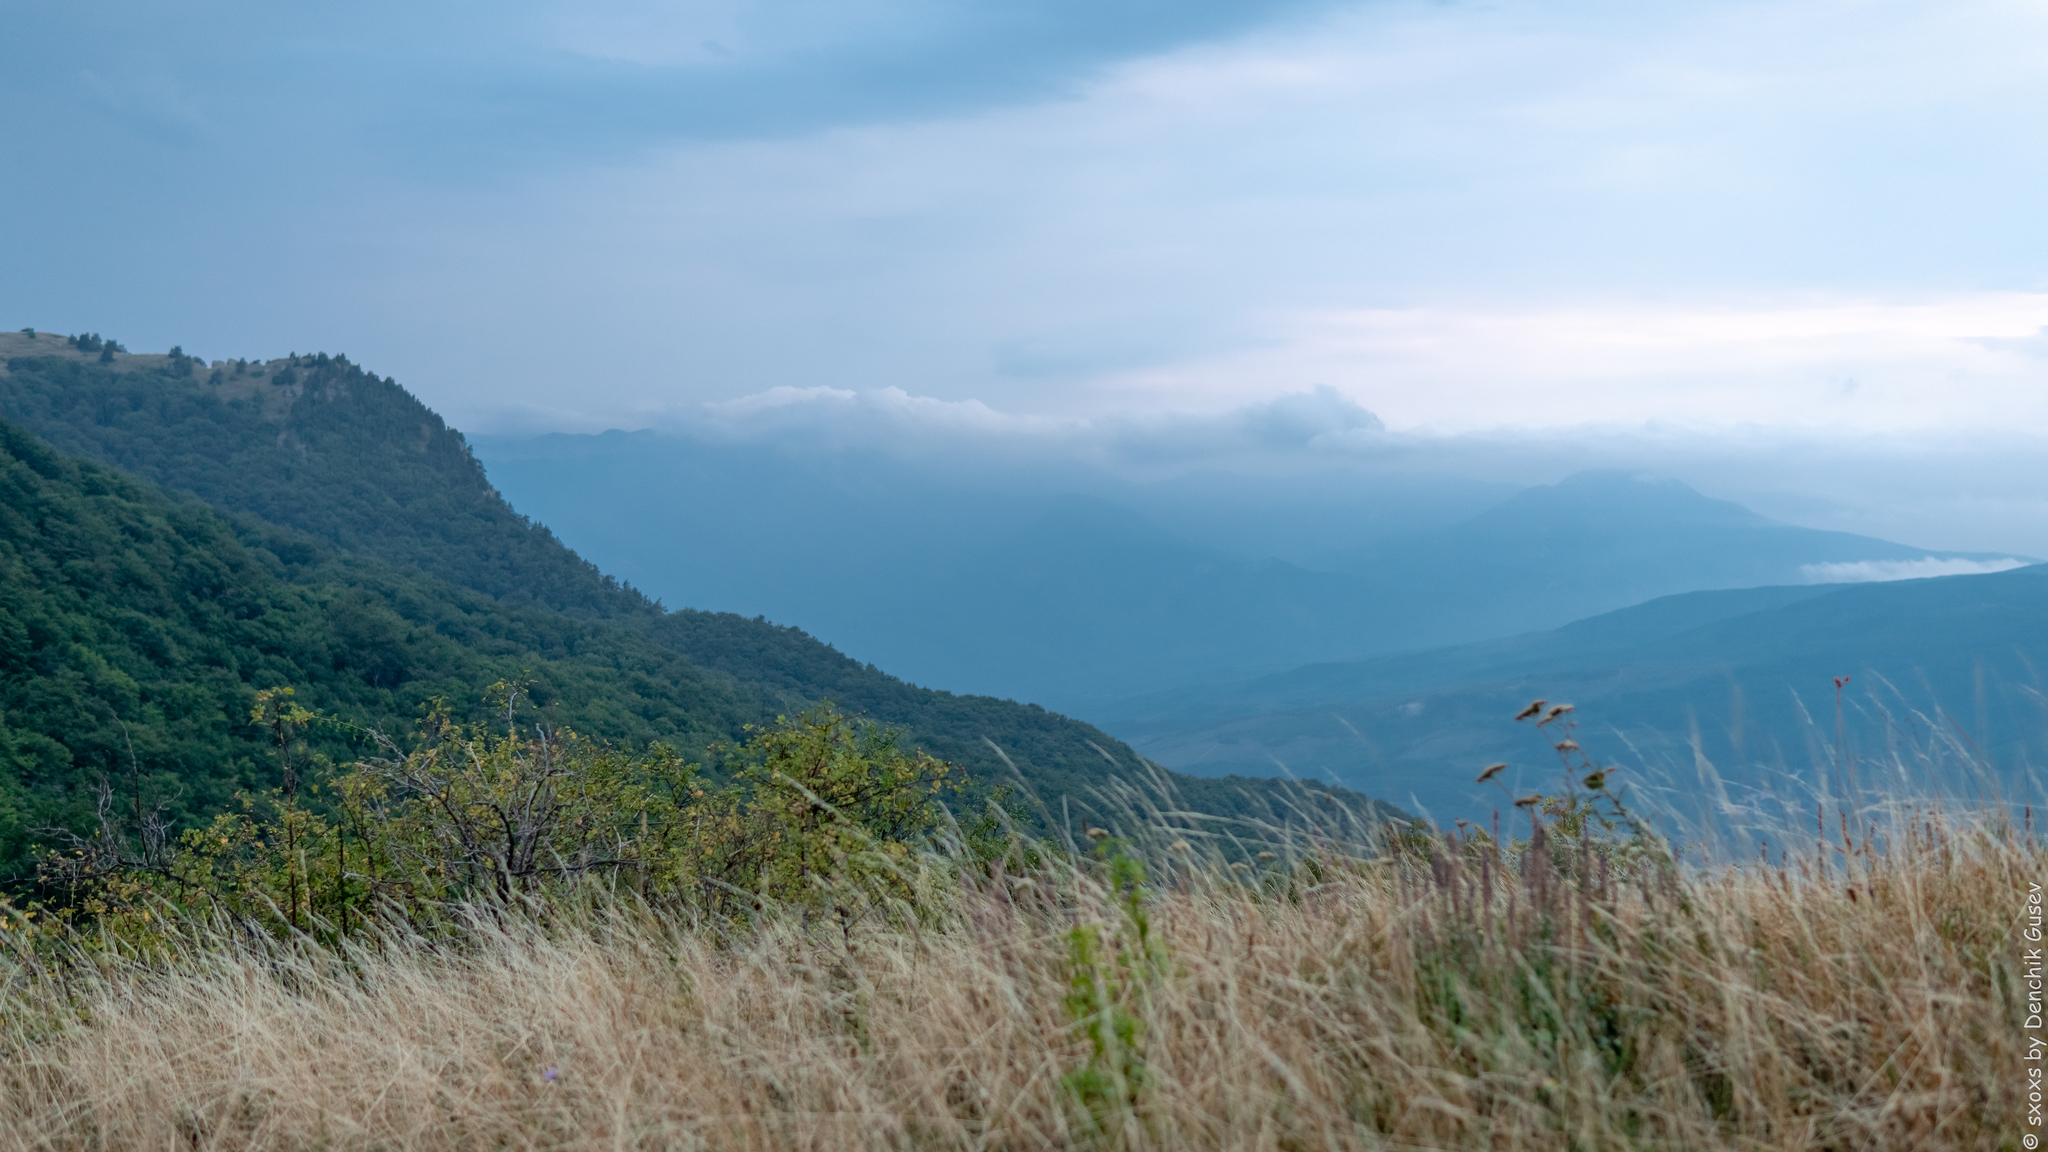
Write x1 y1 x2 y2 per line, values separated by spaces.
0 703 2031 1151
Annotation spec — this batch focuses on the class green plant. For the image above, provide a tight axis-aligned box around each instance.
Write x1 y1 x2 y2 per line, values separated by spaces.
1059 836 1166 1141
1489 698 1671 884
692 706 971 930
23 692 990 951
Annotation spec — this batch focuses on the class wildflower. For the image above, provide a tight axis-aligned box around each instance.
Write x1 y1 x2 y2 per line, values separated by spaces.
1584 771 1607 790
543 1067 558 1082
1084 825 1110 841
1514 700 1547 721
1258 851 1277 861
1514 794 1543 808
1544 704 1575 722
1555 739 1580 752
1476 762 1507 783
1168 840 1191 854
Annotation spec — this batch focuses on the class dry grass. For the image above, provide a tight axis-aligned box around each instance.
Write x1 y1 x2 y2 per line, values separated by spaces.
0 811 2031 1152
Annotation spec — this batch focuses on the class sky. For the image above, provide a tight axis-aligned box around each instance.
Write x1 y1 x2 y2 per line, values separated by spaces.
7 0 2048 546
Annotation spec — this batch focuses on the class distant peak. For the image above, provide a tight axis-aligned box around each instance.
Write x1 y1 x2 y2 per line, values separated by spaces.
1553 468 1683 490
1476 469 1773 529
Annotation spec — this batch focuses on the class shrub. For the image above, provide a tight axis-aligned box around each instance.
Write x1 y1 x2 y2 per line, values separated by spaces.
27 687 986 945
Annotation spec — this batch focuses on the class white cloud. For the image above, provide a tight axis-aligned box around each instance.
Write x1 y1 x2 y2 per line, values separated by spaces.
1094 295 2048 432
696 385 1079 439
662 383 1400 470
1800 557 2030 584
398 0 2048 434
610 382 2048 559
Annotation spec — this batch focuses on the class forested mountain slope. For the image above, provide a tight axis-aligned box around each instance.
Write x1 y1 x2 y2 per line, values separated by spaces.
0 335 648 619
0 416 782 872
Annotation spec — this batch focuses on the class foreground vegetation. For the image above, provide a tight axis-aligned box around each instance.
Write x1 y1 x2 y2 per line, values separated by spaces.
0 700 2027 1151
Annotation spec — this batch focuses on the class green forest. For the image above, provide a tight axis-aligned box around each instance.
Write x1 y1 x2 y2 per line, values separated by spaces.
0 340 1390 883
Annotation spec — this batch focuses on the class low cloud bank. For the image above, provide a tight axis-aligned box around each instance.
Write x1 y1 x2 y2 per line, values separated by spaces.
665 383 1392 470
555 382 2048 560
1800 558 2030 584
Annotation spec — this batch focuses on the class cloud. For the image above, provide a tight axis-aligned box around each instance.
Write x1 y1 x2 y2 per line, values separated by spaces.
0 0 1336 171
695 385 1081 448
1093 295 2048 432
673 383 1386 468
622 382 2048 560
1799 558 2030 584
1241 385 1384 446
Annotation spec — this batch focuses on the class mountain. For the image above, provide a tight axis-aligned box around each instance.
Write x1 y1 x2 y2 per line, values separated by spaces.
0 331 1393 879
471 431 2023 710
0 416 765 869
1099 566 2048 826
0 339 649 621
1313 470 2021 639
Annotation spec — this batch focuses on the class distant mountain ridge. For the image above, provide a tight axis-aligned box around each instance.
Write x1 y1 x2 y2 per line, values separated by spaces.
473 432 2024 709
1101 564 2048 825
1307 469 2026 644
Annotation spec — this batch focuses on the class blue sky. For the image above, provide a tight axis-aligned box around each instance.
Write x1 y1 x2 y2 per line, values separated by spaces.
7 0 2048 541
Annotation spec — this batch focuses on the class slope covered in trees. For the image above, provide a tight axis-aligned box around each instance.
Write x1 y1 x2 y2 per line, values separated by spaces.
0 338 647 619
0 417 783 873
